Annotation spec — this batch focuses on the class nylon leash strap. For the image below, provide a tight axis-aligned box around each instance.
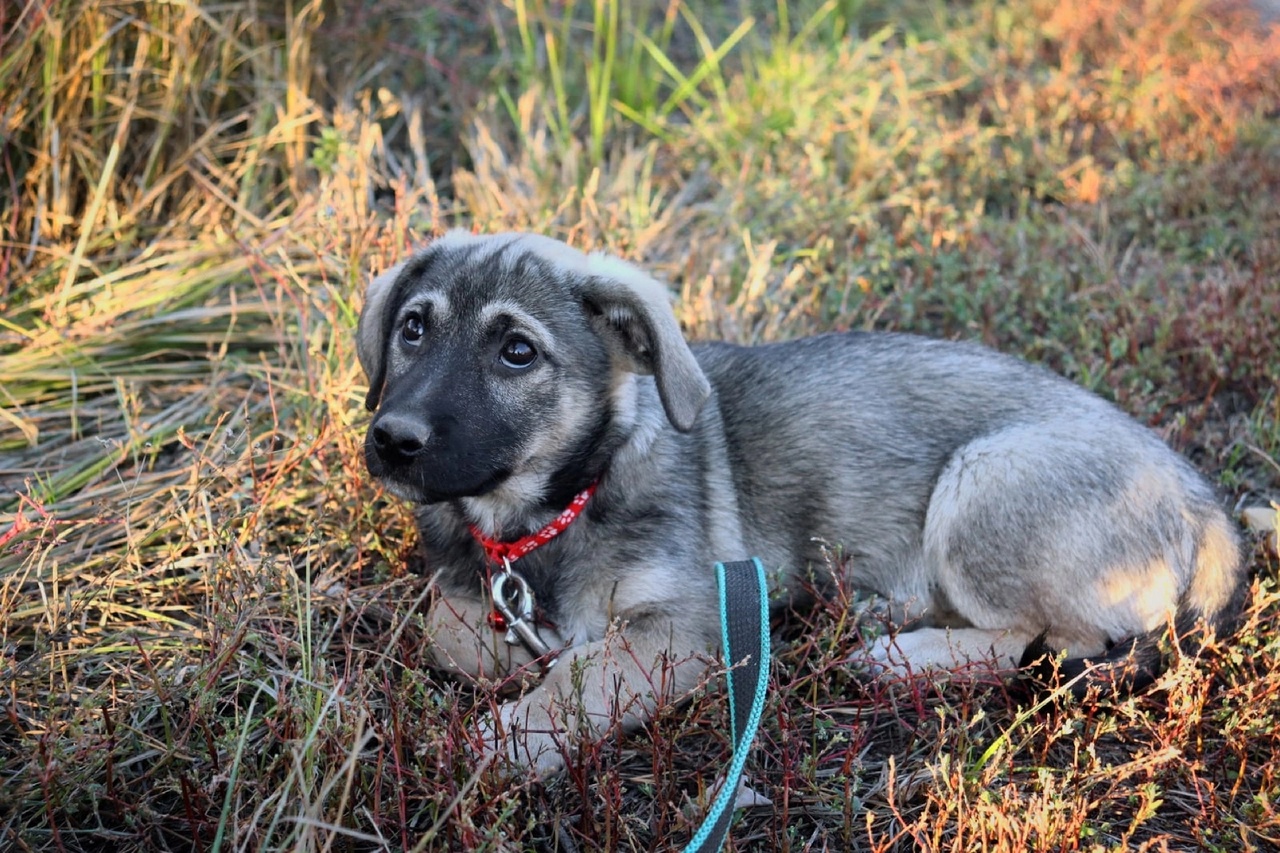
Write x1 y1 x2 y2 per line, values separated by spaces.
684 558 770 853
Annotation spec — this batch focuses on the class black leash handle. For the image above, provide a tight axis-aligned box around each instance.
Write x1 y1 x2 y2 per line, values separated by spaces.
685 558 770 853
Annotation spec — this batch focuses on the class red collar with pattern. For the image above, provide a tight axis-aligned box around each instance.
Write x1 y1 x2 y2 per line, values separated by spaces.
469 481 598 635
468 480 599 566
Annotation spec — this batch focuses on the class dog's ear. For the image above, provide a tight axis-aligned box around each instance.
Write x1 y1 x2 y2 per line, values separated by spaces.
577 254 711 432
356 261 405 411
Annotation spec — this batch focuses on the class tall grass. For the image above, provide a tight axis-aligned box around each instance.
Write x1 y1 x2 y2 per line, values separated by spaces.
2 0 1279 850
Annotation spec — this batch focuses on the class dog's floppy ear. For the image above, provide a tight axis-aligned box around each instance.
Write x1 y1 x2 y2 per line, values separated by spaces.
356 261 406 411
577 253 711 432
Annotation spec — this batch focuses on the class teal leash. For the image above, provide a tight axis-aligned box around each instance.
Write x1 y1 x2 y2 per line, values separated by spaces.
684 558 771 853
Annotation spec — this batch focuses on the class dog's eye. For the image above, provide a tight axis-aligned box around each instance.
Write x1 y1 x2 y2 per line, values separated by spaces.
402 313 425 345
499 338 538 369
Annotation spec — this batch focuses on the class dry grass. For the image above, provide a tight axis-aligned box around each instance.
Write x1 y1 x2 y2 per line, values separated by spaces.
2 0 1279 850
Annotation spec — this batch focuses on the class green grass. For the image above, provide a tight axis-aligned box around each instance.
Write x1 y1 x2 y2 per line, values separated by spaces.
2 0 1279 849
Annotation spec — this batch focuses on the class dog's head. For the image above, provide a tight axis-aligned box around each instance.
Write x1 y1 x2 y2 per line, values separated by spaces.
357 231 710 510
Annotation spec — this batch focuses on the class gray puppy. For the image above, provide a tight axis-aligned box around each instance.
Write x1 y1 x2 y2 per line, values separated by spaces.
357 230 1245 775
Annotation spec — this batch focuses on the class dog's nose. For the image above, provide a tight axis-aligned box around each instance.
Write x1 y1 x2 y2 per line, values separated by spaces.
370 414 432 460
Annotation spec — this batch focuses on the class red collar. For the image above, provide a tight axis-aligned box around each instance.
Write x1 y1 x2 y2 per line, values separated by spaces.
468 480 599 565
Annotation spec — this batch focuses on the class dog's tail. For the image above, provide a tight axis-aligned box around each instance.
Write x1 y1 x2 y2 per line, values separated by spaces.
1022 512 1248 698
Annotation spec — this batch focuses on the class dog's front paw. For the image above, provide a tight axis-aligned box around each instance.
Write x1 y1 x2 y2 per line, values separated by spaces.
474 700 567 778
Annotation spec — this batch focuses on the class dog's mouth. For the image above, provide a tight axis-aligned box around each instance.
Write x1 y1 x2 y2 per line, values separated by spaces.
374 467 514 504
364 442 514 504
415 468 514 503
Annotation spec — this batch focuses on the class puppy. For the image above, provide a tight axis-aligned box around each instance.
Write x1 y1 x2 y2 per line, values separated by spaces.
357 231 1245 775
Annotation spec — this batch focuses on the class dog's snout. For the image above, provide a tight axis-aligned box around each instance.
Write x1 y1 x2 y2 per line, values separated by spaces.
371 414 432 460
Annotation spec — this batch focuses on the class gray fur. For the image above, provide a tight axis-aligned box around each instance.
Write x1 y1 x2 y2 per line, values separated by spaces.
358 230 1245 775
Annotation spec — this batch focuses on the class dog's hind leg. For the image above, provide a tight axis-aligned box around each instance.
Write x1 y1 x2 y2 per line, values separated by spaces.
862 626 1036 676
906 421 1203 679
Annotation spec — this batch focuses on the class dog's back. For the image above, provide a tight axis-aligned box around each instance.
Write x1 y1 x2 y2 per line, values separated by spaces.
695 331 1245 680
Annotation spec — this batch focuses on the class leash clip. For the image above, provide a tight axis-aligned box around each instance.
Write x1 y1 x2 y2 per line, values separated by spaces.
490 558 558 670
